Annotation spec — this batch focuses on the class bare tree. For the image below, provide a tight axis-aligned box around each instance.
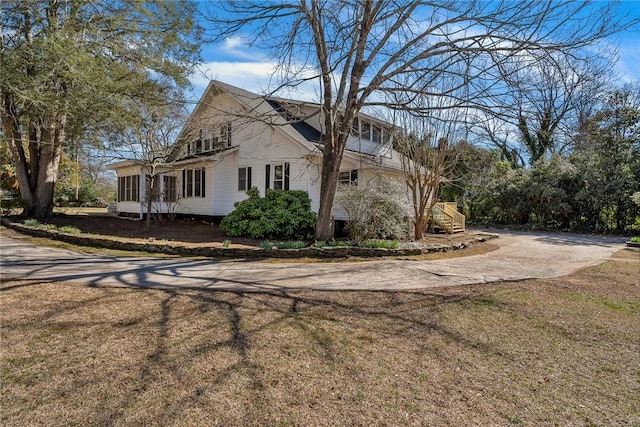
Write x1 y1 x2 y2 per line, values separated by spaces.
202 0 634 240
392 97 464 239
473 49 613 166
109 100 189 228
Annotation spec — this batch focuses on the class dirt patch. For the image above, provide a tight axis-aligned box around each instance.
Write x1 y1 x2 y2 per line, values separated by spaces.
1 260 638 426
612 247 640 260
20 213 485 249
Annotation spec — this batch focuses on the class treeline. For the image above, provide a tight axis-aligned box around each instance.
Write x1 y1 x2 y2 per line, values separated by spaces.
444 86 640 234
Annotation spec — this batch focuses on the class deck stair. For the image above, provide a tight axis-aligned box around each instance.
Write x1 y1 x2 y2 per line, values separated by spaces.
431 202 465 233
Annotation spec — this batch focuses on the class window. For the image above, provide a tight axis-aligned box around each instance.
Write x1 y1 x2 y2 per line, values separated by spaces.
372 125 382 143
221 122 232 147
182 168 206 198
273 164 284 190
163 175 177 202
238 167 252 191
145 175 160 202
265 162 290 191
117 175 140 202
351 118 384 143
339 169 358 186
351 118 361 137
186 123 232 157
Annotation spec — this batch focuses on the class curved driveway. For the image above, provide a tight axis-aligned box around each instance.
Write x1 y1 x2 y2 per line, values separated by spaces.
0 230 630 291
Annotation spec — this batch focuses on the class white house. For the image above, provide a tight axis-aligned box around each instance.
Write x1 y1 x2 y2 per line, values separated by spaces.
108 80 467 233
108 80 411 220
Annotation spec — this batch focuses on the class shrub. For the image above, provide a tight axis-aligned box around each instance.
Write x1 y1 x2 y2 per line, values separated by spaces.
312 240 352 248
259 240 274 250
336 178 411 241
276 241 306 249
631 236 640 243
223 239 231 248
358 239 399 249
220 187 316 240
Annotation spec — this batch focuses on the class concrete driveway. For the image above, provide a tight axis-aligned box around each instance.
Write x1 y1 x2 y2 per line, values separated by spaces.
0 229 630 291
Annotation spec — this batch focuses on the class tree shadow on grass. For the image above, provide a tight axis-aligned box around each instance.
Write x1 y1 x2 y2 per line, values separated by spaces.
1 272 531 425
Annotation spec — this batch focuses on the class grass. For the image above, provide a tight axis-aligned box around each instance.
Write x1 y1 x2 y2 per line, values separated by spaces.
276 241 307 250
312 239 399 249
22 220 81 234
259 240 274 250
1 259 638 426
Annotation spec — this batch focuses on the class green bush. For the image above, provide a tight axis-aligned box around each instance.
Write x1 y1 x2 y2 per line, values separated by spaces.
259 240 274 250
358 239 399 249
23 219 42 227
311 239 398 249
631 236 640 243
312 240 350 248
276 241 306 249
220 188 316 240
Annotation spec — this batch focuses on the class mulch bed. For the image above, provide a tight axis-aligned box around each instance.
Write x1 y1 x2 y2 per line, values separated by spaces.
33 213 478 248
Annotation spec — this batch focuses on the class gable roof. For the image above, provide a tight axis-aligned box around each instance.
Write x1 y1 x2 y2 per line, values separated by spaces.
172 80 406 171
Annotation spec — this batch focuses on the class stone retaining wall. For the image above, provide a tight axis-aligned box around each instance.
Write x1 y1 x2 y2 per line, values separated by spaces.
1 218 497 259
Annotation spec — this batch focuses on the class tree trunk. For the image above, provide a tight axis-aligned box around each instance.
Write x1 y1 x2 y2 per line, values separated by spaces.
4 116 65 219
30 127 64 218
315 148 341 241
146 175 153 229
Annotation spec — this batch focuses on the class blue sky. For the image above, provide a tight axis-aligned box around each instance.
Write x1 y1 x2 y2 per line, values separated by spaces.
187 1 640 104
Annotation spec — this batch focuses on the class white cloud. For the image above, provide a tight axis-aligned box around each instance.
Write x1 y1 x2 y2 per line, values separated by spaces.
615 41 640 84
189 60 323 104
224 36 244 49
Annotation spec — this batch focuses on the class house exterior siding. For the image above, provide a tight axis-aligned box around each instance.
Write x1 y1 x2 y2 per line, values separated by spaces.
109 80 410 223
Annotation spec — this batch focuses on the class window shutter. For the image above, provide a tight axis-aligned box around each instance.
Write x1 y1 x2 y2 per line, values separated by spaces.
265 164 271 191
201 168 206 197
182 170 186 197
247 167 252 189
284 162 290 190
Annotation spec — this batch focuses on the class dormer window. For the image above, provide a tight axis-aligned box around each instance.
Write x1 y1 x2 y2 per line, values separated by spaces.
352 118 385 144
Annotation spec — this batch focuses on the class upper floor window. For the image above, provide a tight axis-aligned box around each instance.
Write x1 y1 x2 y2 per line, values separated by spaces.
186 122 233 156
351 118 384 144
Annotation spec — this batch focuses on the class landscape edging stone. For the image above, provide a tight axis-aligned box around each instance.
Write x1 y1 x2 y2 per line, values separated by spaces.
1 217 498 259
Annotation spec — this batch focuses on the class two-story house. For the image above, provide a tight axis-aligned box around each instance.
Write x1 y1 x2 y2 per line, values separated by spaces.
108 80 409 224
